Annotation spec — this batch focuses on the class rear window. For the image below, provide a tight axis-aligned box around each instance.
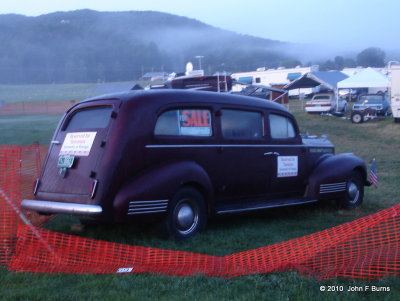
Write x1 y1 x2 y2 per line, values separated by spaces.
65 107 112 131
155 109 212 136
313 95 331 100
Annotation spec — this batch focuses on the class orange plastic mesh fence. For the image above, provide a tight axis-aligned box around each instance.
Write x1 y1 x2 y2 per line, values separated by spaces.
1 145 400 279
0 144 49 265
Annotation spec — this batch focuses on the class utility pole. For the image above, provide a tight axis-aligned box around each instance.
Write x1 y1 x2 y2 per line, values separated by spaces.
195 56 204 70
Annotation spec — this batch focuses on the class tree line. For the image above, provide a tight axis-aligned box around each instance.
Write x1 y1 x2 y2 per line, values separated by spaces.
0 10 390 84
313 47 386 71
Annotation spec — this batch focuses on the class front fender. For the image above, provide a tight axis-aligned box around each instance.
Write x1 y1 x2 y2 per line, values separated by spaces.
306 153 367 199
113 161 213 222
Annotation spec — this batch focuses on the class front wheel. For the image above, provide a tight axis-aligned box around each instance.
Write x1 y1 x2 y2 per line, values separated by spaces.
340 171 364 208
160 187 207 240
351 111 364 124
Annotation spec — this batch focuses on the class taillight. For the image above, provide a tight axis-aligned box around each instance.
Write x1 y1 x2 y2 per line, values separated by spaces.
90 179 99 199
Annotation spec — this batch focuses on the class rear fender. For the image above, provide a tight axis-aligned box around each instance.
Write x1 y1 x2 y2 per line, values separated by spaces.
306 153 367 199
113 161 213 222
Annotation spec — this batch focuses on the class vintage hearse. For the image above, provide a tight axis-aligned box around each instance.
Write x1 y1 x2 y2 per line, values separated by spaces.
22 90 370 239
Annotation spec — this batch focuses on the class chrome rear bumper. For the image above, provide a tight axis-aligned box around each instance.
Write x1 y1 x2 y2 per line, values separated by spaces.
21 199 102 215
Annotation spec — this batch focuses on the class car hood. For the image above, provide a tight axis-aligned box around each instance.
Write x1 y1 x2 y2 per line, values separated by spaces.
302 137 334 148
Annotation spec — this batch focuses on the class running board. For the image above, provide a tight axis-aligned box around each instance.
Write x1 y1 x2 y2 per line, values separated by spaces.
216 198 318 215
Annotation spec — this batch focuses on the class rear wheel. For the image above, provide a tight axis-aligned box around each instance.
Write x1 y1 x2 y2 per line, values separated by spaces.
160 187 207 240
340 171 364 208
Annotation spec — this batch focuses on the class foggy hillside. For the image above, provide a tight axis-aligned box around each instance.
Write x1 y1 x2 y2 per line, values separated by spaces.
0 9 299 84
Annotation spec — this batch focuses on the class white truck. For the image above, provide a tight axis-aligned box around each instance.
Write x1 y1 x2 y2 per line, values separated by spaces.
390 64 400 123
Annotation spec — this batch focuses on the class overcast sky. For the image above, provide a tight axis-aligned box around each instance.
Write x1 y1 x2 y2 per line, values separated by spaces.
2 0 400 53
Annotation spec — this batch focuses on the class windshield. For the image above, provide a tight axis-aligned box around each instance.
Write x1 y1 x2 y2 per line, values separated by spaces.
359 95 383 103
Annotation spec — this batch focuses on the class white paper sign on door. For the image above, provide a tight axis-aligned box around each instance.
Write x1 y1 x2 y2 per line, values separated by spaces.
60 132 97 156
277 156 298 177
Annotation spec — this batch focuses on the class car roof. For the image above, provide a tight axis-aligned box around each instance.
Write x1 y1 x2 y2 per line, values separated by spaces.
79 89 289 112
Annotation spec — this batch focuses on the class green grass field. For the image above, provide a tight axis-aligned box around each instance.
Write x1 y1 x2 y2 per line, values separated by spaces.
1 105 400 300
0 81 154 103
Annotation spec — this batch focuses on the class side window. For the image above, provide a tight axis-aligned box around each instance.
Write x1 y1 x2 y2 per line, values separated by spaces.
221 109 263 139
154 109 212 136
65 107 112 131
269 114 296 139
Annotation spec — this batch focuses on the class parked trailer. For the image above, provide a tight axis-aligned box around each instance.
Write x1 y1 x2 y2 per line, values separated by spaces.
231 66 319 97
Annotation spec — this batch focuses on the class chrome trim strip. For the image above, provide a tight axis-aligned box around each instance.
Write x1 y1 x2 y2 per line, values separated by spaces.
90 179 99 199
33 178 40 195
21 199 102 215
128 209 167 215
129 200 168 204
320 189 345 193
128 205 168 211
320 185 346 188
146 144 306 148
320 183 346 187
320 182 346 194
129 204 167 208
128 200 169 215
216 199 318 214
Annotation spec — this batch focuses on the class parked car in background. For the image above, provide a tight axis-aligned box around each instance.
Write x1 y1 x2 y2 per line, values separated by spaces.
22 90 370 240
233 85 271 99
352 94 390 116
350 93 391 124
338 88 368 102
305 93 347 113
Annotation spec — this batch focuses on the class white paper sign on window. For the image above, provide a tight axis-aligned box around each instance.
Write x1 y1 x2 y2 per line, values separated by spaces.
277 156 298 177
60 132 97 156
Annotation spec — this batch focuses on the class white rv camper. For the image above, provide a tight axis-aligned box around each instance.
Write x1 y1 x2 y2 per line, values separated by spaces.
231 66 319 96
390 64 400 122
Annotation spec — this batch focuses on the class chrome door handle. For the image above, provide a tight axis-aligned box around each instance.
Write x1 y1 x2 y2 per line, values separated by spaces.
264 152 280 156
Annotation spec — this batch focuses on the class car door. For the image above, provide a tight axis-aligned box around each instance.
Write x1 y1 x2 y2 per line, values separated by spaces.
38 101 118 198
214 108 273 202
265 113 307 198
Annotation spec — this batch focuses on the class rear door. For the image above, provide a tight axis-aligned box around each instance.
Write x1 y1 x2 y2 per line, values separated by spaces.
38 101 118 198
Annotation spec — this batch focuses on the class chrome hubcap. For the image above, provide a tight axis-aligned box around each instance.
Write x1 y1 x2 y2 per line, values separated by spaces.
175 201 198 234
348 182 359 203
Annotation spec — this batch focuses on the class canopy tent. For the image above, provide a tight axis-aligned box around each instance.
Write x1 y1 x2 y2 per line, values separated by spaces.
337 67 389 89
284 71 348 91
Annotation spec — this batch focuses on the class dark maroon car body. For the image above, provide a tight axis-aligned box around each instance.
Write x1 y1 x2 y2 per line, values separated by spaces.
22 89 369 239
